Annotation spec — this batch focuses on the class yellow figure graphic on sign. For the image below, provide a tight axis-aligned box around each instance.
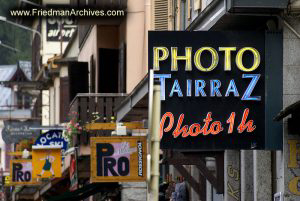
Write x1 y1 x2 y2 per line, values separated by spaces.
38 151 55 177
32 147 62 178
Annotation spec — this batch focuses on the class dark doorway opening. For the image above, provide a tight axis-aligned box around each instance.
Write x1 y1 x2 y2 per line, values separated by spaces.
98 48 119 93
68 61 89 101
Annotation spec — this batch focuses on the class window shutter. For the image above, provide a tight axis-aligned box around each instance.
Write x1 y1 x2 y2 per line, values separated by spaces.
90 55 96 93
154 0 169 30
118 43 126 93
60 77 70 123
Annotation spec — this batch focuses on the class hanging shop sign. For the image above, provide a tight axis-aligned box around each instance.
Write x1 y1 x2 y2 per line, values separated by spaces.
46 16 76 41
91 136 147 182
70 153 78 191
148 31 283 150
9 160 40 185
2 120 40 144
32 147 62 179
34 130 68 156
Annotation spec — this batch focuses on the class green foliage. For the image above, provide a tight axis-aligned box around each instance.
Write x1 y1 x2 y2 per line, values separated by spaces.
0 0 32 64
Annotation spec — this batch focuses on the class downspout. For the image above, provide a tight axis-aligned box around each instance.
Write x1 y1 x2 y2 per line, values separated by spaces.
145 1 152 200
149 81 161 201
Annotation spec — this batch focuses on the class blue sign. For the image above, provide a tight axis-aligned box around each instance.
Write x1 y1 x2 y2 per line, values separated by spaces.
34 130 68 155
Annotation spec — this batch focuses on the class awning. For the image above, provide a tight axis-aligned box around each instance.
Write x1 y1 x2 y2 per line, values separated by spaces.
274 100 300 135
274 100 300 121
186 0 288 31
47 183 119 201
15 186 39 200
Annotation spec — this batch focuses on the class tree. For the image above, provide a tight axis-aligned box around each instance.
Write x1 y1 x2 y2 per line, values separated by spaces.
0 0 31 65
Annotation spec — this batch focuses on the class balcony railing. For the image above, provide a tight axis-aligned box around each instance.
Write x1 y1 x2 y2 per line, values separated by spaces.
69 93 126 145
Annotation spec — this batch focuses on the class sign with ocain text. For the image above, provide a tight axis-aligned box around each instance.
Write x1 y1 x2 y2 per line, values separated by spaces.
34 130 68 156
32 148 62 178
149 31 283 150
91 137 147 182
10 160 40 185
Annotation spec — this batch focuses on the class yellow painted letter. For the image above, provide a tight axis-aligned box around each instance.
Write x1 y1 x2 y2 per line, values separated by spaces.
289 177 300 195
288 140 300 168
153 47 169 71
194 47 219 72
171 47 192 71
236 47 260 72
219 47 236 71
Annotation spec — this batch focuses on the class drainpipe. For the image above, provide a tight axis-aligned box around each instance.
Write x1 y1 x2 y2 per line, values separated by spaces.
149 81 161 201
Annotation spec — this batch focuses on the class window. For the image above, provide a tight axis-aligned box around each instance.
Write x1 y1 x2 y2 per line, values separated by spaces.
89 55 96 93
153 0 169 30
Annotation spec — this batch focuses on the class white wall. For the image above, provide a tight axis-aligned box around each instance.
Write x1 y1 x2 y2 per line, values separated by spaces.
54 77 60 125
49 87 55 125
42 90 50 126
41 18 69 64
0 122 6 171
78 26 97 92
60 66 68 77
41 0 73 63
281 17 300 200
126 0 147 93
40 0 72 127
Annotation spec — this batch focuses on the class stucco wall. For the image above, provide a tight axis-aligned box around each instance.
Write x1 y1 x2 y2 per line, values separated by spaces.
49 87 55 125
54 77 60 125
126 0 147 93
41 18 69 64
0 123 6 171
42 90 50 126
282 17 300 200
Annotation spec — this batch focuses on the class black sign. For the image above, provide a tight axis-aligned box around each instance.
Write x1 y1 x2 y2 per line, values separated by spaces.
46 16 76 41
149 31 283 150
2 120 40 144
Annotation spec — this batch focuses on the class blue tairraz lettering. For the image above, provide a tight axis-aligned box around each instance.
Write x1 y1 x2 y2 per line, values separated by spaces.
154 74 171 101
195 80 206 97
210 80 222 97
242 74 261 101
225 79 239 97
187 79 192 97
170 79 183 97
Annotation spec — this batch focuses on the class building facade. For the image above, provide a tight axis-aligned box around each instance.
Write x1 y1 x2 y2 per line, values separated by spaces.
9 0 300 201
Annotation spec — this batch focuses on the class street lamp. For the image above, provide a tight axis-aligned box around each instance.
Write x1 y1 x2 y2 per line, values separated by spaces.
20 0 42 7
0 16 43 55
0 40 20 52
